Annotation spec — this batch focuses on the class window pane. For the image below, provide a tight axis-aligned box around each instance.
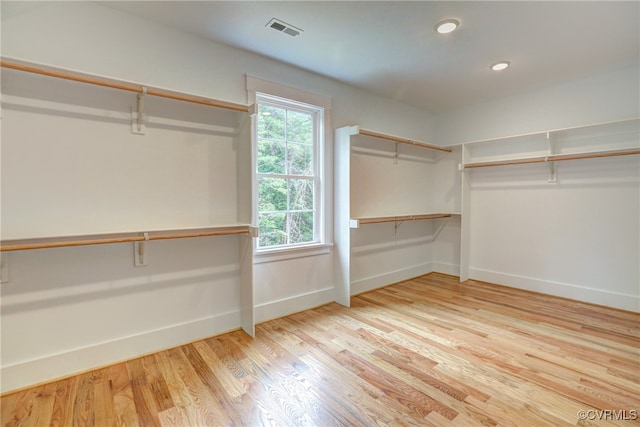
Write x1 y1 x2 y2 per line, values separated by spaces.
289 179 313 211
255 95 323 250
286 110 312 144
288 211 314 244
287 143 313 176
257 139 285 174
258 105 285 140
259 212 287 247
258 177 287 211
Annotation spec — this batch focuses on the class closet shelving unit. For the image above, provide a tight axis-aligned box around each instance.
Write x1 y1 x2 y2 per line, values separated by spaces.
0 225 254 252
0 59 259 336
457 117 640 281
334 125 458 306
459 118 640 171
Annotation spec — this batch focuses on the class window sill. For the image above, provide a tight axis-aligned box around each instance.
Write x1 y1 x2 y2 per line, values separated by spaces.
254 242 333 264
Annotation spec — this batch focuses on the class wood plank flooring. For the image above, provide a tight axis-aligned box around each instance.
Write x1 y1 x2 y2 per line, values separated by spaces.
2 273 639 426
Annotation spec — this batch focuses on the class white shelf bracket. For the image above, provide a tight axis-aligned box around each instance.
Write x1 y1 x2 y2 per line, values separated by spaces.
134 232 149 267
0 253 10 284
249 226 260 238
132 86 147 135
394 220 405 233
547 131 557 183
548 160 557 182
239 103 258 130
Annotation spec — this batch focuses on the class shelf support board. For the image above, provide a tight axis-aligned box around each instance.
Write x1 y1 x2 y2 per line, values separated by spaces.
131 86 147 135
547 132 557 183
134 232 149 267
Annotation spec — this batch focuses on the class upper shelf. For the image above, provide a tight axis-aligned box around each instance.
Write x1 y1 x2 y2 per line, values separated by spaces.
463 148 640 169
348 126 452 153
461 118 639 170
0 224 256 252
1 58 254 114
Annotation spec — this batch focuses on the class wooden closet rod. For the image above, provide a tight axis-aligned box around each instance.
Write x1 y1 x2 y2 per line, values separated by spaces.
0 227 250 252
357 213 452 225
464 148 640 169
358 129 452 153
1 61 250 113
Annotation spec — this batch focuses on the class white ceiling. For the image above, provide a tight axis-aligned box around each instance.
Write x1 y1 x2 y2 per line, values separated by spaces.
102 1 639 113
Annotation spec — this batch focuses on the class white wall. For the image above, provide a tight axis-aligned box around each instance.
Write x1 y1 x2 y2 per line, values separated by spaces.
0 1 436 392
434 63 640 312
435 62 640 146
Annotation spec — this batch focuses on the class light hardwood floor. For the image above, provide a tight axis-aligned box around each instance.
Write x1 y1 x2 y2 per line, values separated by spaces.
2 273 639 426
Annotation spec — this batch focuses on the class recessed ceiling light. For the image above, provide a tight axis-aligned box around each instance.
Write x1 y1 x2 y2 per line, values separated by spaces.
435 19 460 34
491 61 510 71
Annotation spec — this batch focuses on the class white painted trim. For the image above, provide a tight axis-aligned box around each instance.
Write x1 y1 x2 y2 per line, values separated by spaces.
469 268 640 313
254 243 332 264
254 287 335 323
351 262 434 296
432 261 460 277
1 311 241 394
246 75 332 110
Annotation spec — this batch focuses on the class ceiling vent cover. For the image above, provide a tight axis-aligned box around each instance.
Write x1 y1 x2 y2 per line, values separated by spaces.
266 18 303 37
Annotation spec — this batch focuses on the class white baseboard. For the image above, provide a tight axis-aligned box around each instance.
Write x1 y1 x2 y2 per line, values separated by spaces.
432 261 460 277
254 287 335 323
351 262 434 296
1 311 241 394
469 268 639 313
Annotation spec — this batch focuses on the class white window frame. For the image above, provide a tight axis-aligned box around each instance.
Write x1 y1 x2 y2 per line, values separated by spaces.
247 76 333 262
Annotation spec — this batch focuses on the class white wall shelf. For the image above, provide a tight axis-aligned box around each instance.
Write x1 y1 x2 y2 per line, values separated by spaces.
1 58 251 114
462 147 639 169
461 118 639 170
355 127 452 153
0 224 257 252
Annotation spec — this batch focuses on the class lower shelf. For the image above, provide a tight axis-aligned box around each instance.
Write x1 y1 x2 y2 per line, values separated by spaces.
350 213 457 228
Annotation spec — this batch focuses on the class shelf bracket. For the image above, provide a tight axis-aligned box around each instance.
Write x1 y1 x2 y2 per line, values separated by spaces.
0 253 9 284
394 220 405 233
547 132 557 183
132 86 147 135
394 142 399 164
134 232 149 267
239 103 258 130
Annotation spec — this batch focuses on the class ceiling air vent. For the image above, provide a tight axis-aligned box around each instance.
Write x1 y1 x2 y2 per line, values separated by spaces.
266 18 303 37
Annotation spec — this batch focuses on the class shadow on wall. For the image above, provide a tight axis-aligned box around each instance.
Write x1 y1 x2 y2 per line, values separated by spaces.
0 235 242 315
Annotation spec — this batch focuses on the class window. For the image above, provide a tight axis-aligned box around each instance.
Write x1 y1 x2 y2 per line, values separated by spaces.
255 94 324 250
